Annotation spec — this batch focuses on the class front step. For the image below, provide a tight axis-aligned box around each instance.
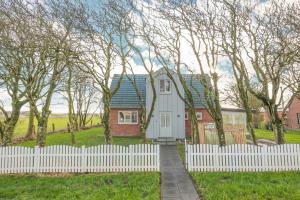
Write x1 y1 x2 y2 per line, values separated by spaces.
154 137 180 145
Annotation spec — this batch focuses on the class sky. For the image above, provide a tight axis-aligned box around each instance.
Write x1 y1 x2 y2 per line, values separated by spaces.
0 0 298 113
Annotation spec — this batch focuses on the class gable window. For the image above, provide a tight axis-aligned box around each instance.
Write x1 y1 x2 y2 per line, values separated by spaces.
185 112 188 120
160 79 171 94
297 113 300 124
196 112 203 120
118 111 138 124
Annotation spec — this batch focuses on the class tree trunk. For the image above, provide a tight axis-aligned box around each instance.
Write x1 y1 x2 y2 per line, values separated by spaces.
67 66 76 145
266 105 285 144
214 113 226 146
25 105 35 139
1 103 21 146
212 74 226 146
36 117 49 147
2 124 16 146
139 109 147 143
189 109 200 144
102 93 112 144
245 105 257 145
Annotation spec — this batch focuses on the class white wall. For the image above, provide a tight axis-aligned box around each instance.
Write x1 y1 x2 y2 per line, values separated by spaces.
146 69 185 139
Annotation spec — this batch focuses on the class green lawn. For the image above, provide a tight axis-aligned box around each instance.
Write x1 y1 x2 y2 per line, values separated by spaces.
18 127 144 147
10 115 100 138
255 129 300 144
0 173 160 200
176 144 185 162
191 172 300 200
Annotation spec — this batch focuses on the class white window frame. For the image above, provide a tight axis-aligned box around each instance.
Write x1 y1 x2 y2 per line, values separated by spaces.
185 112 188 120
160 79 171 94
196 112 203 120
118 111 138 124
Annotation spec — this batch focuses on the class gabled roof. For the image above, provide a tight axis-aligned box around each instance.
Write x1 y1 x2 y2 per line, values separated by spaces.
110 73 207 109
110 74 146 108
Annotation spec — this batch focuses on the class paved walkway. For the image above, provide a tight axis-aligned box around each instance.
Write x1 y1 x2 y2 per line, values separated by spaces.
160 145 200 200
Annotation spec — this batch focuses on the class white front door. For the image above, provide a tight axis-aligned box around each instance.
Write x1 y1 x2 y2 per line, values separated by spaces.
160 112 172 137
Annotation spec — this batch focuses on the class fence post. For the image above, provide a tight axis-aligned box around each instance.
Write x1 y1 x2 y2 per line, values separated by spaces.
34 146 40 173
52 123 55 132
185 139 188 170
81 146 87 173
157 145 160 171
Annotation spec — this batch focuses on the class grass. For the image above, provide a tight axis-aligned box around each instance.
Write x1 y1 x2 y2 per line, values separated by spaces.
176 144 185 162
191 172 300 200
255 129 300 144
9 115 100 138
18 127 144 147
0 173 160 200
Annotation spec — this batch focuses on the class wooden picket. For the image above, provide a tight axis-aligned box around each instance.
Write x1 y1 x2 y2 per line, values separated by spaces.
185 143 300 172
0 144 160 174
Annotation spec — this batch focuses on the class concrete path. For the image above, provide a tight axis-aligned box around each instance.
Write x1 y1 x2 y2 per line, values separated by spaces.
160 145 200 200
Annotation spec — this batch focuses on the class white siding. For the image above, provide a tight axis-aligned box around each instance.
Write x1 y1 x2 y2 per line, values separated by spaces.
146 69 185 139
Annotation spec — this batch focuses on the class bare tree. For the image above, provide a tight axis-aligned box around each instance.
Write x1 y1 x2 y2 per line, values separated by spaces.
0 0 38 145
235 1 300 144
75 1 127 144
217 0 261 144
210 0 300 144
20 0 79 147
155 1 227 145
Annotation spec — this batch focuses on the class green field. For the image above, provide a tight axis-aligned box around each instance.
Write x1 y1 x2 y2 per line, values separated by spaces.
0 173 160 200
8 115 100 138
255 129 300 144
18 127 144 147
191 172 300 200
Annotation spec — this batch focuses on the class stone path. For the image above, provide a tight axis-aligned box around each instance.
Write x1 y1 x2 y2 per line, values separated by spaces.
160 145 200 200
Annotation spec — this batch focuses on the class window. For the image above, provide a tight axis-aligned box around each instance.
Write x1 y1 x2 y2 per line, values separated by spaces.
196 112 203 120
160 79 171 94
297 113 300 124
185 112 188 120
118 111 138 124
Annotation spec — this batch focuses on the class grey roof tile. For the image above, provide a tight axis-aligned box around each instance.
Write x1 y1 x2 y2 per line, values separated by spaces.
110 74 207 108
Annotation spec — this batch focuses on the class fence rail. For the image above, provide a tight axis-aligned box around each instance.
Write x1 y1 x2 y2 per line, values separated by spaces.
185 143 300 172
0 144 160 174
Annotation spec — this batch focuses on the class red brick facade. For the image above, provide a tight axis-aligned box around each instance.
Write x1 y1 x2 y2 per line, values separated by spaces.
254 98 300 130
110 108 214 137
184 108 214 136
286 98 300 130
110 108 141 136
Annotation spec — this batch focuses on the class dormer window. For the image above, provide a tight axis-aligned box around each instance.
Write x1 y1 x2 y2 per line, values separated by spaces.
160 79 171 94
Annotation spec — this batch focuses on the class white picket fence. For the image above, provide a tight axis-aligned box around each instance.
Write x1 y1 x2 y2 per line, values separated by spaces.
185 143 300 172
0 144 160 174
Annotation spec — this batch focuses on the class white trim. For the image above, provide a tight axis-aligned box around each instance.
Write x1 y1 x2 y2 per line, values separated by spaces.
118 110 138 124
196 112 203 120
185 112 188 120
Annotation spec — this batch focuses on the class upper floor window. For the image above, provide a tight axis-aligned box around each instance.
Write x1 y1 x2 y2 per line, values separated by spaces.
160 79 171 94
118 111 138 124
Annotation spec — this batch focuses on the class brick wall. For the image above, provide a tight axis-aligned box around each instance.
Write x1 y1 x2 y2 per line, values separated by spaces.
110 108 141 136
286 98 300 130
185 108 214 137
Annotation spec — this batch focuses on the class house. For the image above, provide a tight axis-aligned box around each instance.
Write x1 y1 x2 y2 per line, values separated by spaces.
286 97 300 130
109 68 247 140
254 97 300 130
